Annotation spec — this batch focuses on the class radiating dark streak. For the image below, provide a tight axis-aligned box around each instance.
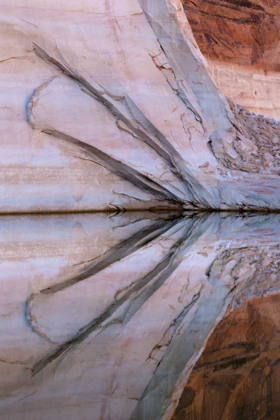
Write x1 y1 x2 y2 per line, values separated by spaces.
32 42 213 207
41 129 183 204
33 42 173 167
31 255 172 376
31 214 208 376
41 217 180 295
120 216 208 325
25 216 180 343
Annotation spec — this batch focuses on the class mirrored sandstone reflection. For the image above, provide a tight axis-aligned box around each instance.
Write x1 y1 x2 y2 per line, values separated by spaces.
0 212 279 420
173 292 280 420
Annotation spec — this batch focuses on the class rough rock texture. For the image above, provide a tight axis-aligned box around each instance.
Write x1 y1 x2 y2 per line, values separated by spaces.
0 0 279 211
173 292 280 420
0 212 279 419
184 0 280 119
212 100 280 173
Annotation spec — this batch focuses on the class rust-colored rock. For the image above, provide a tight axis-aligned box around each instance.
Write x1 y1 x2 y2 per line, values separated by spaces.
184 0 280 118
173 292 280 420
184 0 280 71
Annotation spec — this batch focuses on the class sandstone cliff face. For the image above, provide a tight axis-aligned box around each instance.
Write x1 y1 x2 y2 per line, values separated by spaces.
184 0 280 118
0 0 279 212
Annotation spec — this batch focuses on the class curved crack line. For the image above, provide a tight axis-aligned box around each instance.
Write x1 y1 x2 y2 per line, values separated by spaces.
32 44 186 188
25 217 182 345
25 217 180 345
29 217 182 376
31 42 214 208
27 76 186 205
29 214 208 377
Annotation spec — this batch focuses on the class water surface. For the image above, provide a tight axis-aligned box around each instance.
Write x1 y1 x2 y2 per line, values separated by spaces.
0 212 279 420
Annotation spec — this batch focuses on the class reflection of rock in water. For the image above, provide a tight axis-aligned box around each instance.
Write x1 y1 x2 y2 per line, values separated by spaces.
173 293 280 420
0 212 280 420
